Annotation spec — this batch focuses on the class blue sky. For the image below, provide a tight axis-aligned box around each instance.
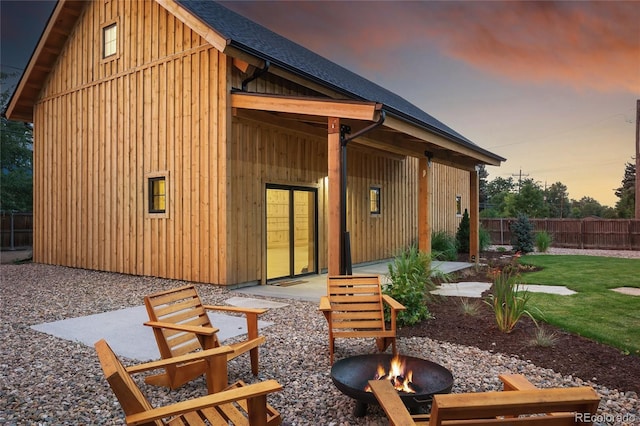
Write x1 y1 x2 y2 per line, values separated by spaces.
2 0 638 206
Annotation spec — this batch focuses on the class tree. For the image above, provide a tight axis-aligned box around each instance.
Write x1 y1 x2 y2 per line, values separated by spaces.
545 182 570 218
510 214 534 253
570 196 613 218
477 164 490 211
1 74 33 211
456 208 470 253
482 176 515 217
614 161 636 218
503 179 548 218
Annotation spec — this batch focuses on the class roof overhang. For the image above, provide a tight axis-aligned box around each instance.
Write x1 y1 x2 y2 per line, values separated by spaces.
5 0 87 122
231 92 502 169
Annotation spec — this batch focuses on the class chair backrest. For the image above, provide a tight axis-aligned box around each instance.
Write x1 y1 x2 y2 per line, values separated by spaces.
429 387 600 426
95 339 162 426
144 285 215 358
327 275 387 336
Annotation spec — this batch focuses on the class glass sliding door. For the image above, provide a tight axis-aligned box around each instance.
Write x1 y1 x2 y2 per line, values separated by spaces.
266 185 317 281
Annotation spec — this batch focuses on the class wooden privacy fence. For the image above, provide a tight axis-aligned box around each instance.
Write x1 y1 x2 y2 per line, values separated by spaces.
1 212 33 250
481 218 640 251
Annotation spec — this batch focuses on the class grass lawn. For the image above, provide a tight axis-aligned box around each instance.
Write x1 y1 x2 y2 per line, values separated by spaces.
518 255 640 356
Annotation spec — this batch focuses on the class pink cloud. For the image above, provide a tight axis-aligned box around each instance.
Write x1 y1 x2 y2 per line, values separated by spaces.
222 1 639 93
432 2 640 93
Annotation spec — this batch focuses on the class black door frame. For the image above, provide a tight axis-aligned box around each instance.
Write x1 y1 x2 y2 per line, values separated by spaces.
265 184 318 281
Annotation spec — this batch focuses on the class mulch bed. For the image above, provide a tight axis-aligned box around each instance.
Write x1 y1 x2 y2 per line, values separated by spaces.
398 251 640 395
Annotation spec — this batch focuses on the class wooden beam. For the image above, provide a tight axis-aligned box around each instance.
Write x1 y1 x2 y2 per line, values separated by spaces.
328 117 342 277
418 157 431 254
231 92 380 121
469 169 479 263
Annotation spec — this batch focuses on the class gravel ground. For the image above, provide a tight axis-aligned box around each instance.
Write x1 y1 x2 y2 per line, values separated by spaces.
1 259 639 425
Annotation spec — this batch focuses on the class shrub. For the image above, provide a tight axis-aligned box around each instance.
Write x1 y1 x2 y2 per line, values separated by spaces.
384 245 442 326
485 254 532 333
535 230 552 253
431 230 457 261
479 225 492 251
456 209 470 253
510 214 534 254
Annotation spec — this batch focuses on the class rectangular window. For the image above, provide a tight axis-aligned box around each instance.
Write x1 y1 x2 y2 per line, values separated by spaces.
103 23 117 58
370 187 381 215
456 195 462 216
149 177 166 213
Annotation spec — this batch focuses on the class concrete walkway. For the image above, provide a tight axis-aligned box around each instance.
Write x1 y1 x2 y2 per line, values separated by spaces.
232 260 473 303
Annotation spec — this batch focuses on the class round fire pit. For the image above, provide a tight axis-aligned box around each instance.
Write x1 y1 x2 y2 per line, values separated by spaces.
331 353 454 417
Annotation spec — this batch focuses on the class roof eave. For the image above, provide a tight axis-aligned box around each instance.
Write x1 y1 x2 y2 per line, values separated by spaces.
227 40 504 166
5 0 87 123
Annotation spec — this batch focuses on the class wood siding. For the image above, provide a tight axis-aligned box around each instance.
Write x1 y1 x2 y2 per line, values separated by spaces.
33 0 229 283
30 0 471 286
227 119 466 283
430 163 470 235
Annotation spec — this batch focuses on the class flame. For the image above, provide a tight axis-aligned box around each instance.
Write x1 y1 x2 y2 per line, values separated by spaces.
365 355 417 393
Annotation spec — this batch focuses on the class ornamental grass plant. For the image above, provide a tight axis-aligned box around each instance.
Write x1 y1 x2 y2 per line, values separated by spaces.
485 254 533 333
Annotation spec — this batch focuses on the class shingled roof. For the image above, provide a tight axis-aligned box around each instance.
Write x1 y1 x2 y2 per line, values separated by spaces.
177 0 504 162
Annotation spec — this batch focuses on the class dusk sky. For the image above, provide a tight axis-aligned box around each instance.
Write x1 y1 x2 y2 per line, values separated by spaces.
2 1 638 207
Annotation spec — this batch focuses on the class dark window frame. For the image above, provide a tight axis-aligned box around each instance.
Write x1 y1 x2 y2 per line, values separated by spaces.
370 186 381 215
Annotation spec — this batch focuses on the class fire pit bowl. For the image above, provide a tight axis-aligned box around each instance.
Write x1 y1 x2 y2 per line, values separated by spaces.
331 353 454 417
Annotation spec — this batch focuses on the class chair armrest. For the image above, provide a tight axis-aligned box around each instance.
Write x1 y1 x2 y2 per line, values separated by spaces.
143 320 220 336
319 296 331 312
203 305 268 316
499 374 538 391
368 380 416 426
126 345 235 374
125 379 283 425
382 294 406 311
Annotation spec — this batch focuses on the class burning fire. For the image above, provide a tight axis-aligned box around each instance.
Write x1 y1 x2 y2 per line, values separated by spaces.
365 355 417 393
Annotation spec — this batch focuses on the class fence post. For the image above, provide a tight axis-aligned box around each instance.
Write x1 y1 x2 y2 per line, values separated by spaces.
9 211 15 251
500 218 504 245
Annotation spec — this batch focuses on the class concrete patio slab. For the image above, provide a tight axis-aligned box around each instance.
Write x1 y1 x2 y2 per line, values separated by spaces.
612 287 640 296
431 282 577 298
521 284 576 296
232 260 474 303
431 282 492 298
224 296 289 309
31 305 273 361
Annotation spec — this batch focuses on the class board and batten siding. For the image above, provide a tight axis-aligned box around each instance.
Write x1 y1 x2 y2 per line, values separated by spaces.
32 0 230 284
430 163 470 236
228 119 424 284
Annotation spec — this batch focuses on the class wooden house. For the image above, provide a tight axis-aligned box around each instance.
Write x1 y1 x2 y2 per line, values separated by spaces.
6 0 505 286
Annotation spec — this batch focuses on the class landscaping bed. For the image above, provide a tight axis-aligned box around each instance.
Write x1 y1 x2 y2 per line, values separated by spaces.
398 250 640 395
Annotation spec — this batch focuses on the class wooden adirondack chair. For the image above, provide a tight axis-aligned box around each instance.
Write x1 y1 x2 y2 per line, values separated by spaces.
319 275 405 364
144 285 267 390
95 339 282 426
368 374 600 426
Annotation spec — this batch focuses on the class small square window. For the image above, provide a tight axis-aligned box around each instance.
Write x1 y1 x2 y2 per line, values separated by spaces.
456 195 462 216
149 177 166 214
370 187 381 215
103 23 117 58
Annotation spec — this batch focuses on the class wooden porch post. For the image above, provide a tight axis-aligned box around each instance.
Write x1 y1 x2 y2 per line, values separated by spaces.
469 168 479 263
328 117 342 277
418 157 431 253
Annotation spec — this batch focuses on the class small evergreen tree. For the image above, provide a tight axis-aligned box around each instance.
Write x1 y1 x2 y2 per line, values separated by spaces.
510 214 534 253
456 208 470 253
